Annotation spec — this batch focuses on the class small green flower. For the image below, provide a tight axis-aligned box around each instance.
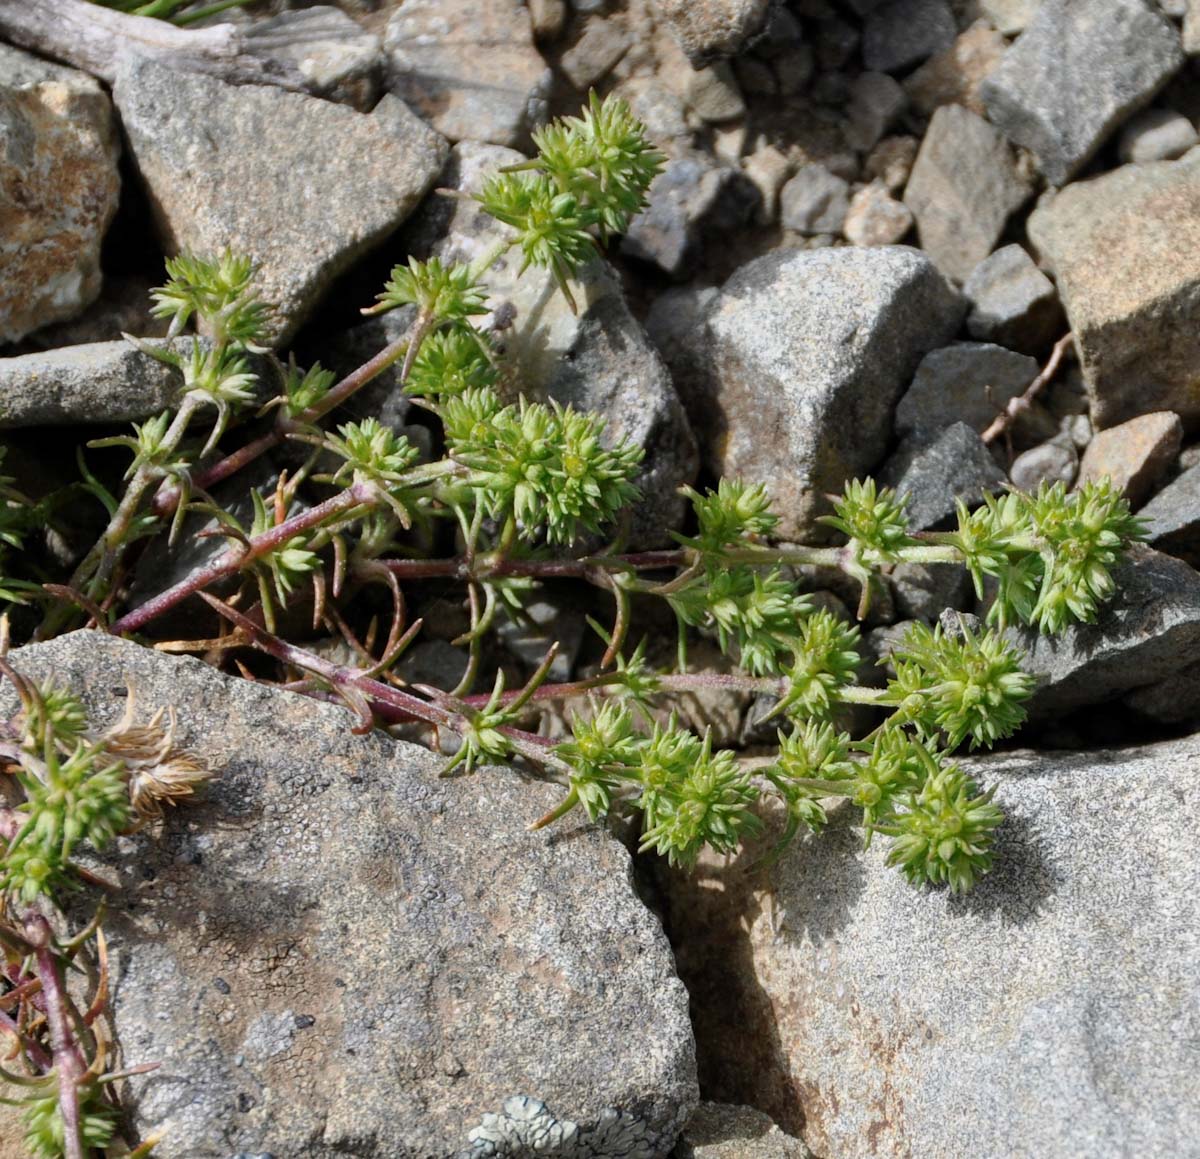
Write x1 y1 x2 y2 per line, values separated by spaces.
280 360 336 419
763 720 855 840
150 249 267 347
18 682 88 753
21 1087 118 1159
677 477 779 553
888 619 1035 750
405 325 497 400
248 490 320 615
555 700 642 820
820 478 914 561
774 609 862 719
885 762 1004 893
367 256 488 322
325 418 421 497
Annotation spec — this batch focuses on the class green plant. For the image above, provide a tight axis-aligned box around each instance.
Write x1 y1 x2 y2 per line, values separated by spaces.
0 92 1145 1154
89 0 256 25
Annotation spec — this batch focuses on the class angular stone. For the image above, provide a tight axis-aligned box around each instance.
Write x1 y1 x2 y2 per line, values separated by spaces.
843 182 913 247
3 631 697 1159
398 143 698 545
779 165 850 234
623 155 761 278
863 134 918 191
978 0 1040 33
0 45 120 344
1009 437 1078 491
671 1103 812 1158
384 0 551 147
1026 151 1200 429
889 560 973 621
981 0 1184 186
653 0 773 64
902 22 1006 117
904 104 1032 282
741 144 791 224
246 7 382 108
685 62 747 122
1122 658 1200 723
1187 0 1200 54
113 60 446 348
0 339 267 429
880 422 1007 530
1131 460 1200 563
661 731 1200 1156
962 243 1064 354
681 247 963 538
560 16 631 87
895 342 1040 437
1118 106 1199 162
862 0 956 72
1077 410 1182 507
843 71 906 153
1012 544 1200 713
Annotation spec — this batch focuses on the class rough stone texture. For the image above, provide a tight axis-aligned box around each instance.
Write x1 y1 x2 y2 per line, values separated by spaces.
1117 106 1199 163
863 135 918 191
1132 459 1200 563
978 0 1040 33
247 7 382 108
661 735 1200 1156
1012 544 1200 714
861 0 956 72
685 63 746 122
0 44 120 345
904 104 1032 283
3 632 697 1159
1187 0 1200 54
843 72 906 153
113 60 446 348
980 0 1184 186
0 339 268 429
1026 150 1200 430
902 22 1006 117
880 422 1007 530
1122 658 1200 723
895 342 1039 437
742 144 791 224
1009 437 1078 490
560 16 631 87
889 560 973 621
680 246 963 539
962 243 1064 354
1076 410 1182 507
842 182 913 247
384 0 551 147
670 1104 812 1158
644 285 721 375
398 142 698 545
653 0 773 63
623 156 761 278
779 165 850 234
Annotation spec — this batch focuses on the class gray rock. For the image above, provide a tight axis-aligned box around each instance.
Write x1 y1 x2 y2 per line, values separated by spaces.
3 631 697 1159
981 0 1184 186
978 0 1040 32
962 244 1065 354
1077 410 1182 507
1117 106 1199 162
1122 656 1200 723
902 22 1006 117
733 57 778 97
904 104 1033 283
896 342 1040 438
685 62 747 122
653 0 773 63
384 0 551 147
1187 0 1200 54
0 339 269 429
861 0 957 72
113 60 446 348
842 182 913 247
741 144 791 224
889 560 974 621
623 156 761 278
559 16 631 87
812 17 860 71
881 422 1008 530
530 0 568 40
1026 151 1200 429
681 247 963 538
1132 460 1200 563
1011 543 1200 714
661 733 1200 1156
774 43 816 94
398 142 698 545
1008 437 1078 490
645 286 721 373
0 44 120 344
779 165 850 234
843 71 907 153
243 7 381 108
671 1104 812 1158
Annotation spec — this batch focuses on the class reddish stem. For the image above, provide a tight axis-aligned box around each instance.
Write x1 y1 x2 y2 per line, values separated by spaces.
374 548 689 584
113 483 374 635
